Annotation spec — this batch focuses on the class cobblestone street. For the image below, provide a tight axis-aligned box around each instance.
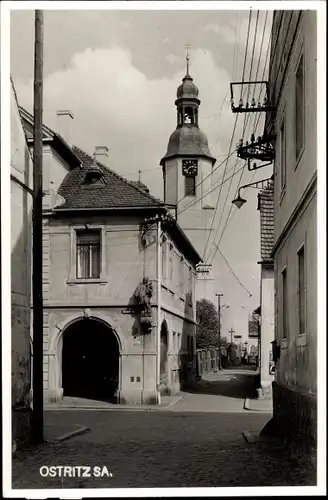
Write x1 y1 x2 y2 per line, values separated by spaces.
12 369 316 489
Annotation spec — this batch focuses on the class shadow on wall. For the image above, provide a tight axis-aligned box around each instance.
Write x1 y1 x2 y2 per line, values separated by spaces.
178 292 195 391
11 145 33 446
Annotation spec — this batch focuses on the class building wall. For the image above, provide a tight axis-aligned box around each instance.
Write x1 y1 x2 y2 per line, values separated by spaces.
259 266 275 395
268 11 317 449
42 146 71 209
44 212 196 404
272 12 317 240
274 192 317 394
10 82 33 446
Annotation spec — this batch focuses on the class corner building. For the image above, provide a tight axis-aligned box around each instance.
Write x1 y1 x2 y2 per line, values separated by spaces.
19 99 201 405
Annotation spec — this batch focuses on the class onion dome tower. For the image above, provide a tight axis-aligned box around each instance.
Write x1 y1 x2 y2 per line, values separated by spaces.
160 52 216 260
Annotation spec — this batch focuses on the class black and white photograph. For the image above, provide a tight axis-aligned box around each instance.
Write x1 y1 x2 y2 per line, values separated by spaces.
1 0 326 497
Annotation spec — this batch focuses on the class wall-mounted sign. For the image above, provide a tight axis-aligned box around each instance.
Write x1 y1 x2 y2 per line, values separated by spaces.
196 264 212 275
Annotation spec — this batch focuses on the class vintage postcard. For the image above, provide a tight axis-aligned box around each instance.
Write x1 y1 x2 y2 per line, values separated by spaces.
1 1 326 497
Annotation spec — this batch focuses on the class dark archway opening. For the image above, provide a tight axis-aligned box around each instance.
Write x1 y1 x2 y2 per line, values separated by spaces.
62 319 119 402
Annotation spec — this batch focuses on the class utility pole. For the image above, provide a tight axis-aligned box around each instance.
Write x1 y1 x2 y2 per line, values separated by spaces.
32 9 44 444
229 328 235 345
216 293 223 370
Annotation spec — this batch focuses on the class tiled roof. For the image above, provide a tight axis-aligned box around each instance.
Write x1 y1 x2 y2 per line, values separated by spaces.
18 106 81 169
18 106 56 140
258 182 274 261
57 146 162 210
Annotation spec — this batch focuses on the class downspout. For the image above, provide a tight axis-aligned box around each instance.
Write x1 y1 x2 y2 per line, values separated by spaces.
156 217 162 405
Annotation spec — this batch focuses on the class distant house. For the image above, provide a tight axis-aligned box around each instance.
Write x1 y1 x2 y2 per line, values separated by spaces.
11 79 33 448
19 107 201 405
256 180 275 397
263 10 317 453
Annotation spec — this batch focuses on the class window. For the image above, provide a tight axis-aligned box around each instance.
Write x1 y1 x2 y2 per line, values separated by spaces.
178 256 184 297
282 268 288 339
185 176 196 197
168 244 174 282
298 246 306 334
295 54 304 159
161 240 167 281
187 267 193 306
280 118 286 192
76 230 101 279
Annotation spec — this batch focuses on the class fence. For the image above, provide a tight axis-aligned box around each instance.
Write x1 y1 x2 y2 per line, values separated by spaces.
196 348 229 376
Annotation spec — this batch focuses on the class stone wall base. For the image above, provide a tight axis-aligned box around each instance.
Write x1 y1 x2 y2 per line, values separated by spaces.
168 382 180 396
44 388 64 403
118 389 159 405
12 405 32 454
261 381 317 455
257 380 273 400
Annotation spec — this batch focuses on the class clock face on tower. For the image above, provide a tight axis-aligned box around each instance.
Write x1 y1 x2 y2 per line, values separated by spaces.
182 159 198 177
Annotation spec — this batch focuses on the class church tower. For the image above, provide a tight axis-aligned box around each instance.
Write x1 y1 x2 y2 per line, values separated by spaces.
160 55 216 261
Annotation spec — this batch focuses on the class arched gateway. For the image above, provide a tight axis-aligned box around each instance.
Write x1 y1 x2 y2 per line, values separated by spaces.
62 318 119 401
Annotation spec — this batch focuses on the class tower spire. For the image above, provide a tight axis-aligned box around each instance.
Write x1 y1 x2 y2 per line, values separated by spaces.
185 43 191 76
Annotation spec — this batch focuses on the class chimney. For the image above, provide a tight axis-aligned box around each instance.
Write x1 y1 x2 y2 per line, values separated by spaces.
94 145 109 166
56 110 74 147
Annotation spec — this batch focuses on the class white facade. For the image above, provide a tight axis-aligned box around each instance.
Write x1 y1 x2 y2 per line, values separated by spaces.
271 11 317 394
266 10 317 448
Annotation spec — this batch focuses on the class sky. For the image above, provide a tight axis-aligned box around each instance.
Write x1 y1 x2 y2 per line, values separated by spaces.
10 6 273 343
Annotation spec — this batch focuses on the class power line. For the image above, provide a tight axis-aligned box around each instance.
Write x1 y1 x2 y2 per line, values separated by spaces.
209 116 260 263
208 96 260 263
240 10 253 101
113 252 142 300
207 13 280 276
209 14 274 263
124 166 159 177
231 11 241 81
202 114 239 261
216 245 253 297
222 167 259 228
208 111 262 266
203 12 239 260
243 10 260 138
202 12 251 261
177 163 245 218
203 10 257 262
207 115 253 263
176 147 237 208
208 90 229 152
177 161 243 217
253 13 273 134
251 11 269 133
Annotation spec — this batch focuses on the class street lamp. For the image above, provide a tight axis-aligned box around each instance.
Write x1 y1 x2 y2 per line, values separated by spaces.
232 175 274 209
232 194 247 209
